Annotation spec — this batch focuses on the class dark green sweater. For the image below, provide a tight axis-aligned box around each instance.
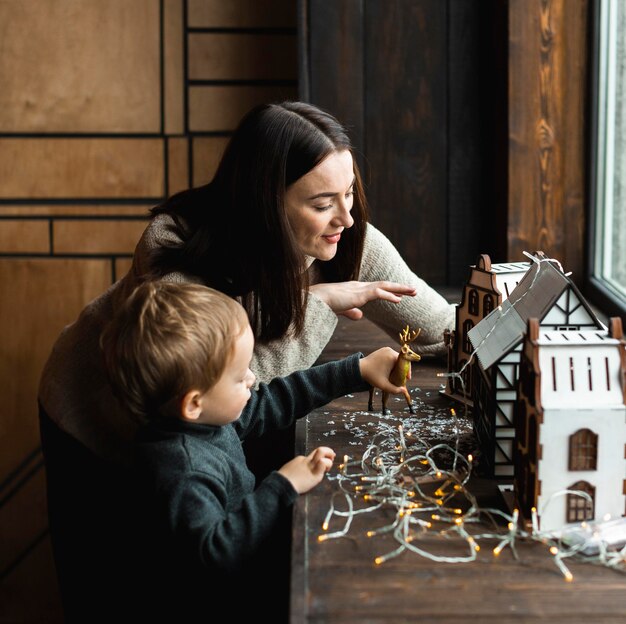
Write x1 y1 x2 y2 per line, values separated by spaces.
135 353 369 578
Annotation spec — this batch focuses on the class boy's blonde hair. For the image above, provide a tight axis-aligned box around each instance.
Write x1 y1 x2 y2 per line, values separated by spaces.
100 281 249 421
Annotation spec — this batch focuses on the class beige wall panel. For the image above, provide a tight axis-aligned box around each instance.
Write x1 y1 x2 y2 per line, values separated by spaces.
188 34 297 80
0 0 160 133
188 86 297 132
0 258 111 478
164 0 185 134
0 220 49 253
0 139 165 199
188 0 296 27
0 535 62 623
0 468 47 571
115 257 134 280
0 204 153 217
53 219 148 255
168 137 190 196
192 137 229 186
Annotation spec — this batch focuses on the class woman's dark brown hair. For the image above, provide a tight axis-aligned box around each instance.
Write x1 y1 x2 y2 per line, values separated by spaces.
149 101 369 341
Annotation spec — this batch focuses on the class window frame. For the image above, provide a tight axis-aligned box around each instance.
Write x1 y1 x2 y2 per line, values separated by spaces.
586 0 626 321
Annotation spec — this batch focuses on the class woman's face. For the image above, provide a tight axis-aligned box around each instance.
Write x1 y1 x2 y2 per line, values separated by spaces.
284 150 355 262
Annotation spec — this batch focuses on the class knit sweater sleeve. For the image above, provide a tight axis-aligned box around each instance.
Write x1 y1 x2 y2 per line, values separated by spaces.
236 352 369 439
358 223 455 357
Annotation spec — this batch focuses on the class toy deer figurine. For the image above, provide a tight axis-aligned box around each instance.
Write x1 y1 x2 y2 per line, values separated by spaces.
368 325 422 415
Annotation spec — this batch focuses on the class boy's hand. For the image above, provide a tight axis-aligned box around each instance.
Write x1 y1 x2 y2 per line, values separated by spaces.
359 347 405 395
278 446 336 494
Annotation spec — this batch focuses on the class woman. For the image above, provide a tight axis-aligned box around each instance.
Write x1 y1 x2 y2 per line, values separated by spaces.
38 101 454 466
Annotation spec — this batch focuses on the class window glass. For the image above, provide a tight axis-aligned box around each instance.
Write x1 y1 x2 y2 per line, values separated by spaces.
593 0 626 313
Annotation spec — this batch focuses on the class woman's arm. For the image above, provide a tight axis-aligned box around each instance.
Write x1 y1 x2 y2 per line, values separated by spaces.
358 224 455 357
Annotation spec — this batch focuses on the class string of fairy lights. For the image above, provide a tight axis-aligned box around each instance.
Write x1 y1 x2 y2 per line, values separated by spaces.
317 253 626 580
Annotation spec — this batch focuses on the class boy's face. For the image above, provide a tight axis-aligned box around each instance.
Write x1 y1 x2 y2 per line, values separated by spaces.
195 324 256 426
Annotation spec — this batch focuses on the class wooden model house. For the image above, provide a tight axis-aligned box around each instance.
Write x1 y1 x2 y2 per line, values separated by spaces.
467 259 605 478
514 317 626 532
442 254 531 405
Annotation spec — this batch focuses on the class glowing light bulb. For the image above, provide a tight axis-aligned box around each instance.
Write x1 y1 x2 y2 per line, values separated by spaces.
318 535 328 542
322 521 329 531
493 545 502 556
549 546 558 555
564 572 573 582
468 454 473 463
374 557 383 565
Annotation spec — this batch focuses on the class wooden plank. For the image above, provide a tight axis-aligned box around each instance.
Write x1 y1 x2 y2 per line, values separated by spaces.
364 0 448 284
188 33 297 80
187 0 296 28
188 85 297 132
52 219 148 255
0 0 160 133
0 138 165 199
447 1 501 283
0 204 154 216
168 137 190 195
305 0 365 169
115 257 134 281
164 0 185 135
0 258 111 478
0 220 49 253
192 136 229 186
508 0 588 280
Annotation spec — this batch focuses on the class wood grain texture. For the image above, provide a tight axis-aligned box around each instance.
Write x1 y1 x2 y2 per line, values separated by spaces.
187 0 296 28
168 137 190 196
188 33 297 80
0 220 49 253
52 219 148 254
0 258 110 479
0 204 154 216
508 0 588 281
188 85 297 132
0 138 165 198
0 0 160 133
306 0 365 172
164 0 185 135
364 0 448 284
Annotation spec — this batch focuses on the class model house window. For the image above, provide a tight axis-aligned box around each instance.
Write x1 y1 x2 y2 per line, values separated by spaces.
566 481 595 523
568 429 598 470
468 289 479 315
590 0 626 319
483 294 494 315
462 319 474 354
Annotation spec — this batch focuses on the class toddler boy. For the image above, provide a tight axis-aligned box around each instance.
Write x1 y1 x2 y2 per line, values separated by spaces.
100 281 404 620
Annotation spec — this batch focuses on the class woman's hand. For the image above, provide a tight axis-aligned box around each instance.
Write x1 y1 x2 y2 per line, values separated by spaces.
309 281 417 320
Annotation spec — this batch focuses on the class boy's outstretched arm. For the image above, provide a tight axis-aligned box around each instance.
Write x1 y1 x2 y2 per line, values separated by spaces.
278 446 336 494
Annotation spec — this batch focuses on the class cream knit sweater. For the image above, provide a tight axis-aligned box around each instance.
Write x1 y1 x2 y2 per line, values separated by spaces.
38 214 454 465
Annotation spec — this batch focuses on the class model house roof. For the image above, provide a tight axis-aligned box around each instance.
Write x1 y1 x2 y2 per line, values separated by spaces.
468 259 604 371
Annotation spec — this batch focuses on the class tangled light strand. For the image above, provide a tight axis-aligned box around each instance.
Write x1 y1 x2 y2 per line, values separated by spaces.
318 421 626 580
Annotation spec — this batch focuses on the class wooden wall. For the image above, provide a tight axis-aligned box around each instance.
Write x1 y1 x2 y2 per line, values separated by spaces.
300 0 590 288
0 1 296 620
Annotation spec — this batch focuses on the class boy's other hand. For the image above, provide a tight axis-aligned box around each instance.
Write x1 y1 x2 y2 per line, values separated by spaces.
279 446 335 494
359 347 405 395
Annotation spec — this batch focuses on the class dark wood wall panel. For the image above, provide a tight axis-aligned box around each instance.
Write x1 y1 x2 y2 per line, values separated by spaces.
305 0 365 171
302 0 496 286
365 0 447 284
